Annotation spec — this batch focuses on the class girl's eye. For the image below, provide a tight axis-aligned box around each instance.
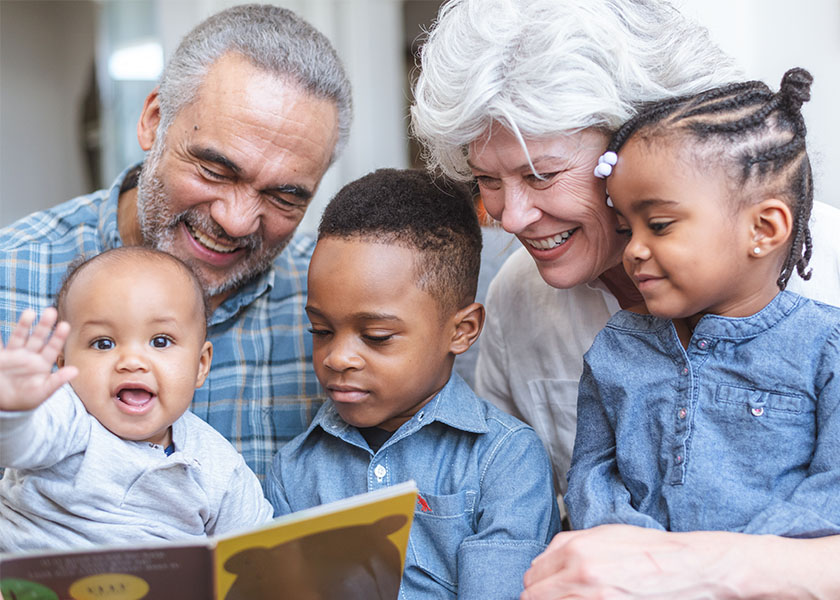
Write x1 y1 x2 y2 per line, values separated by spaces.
615 226 632 237
307 327 332 337
650 220 673 233
151 336 172 349
92 339 114 350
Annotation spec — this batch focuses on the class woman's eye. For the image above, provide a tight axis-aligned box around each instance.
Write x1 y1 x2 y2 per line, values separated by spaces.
526 172 560 189
91 339 114 350
307 327 332 337
151 336 172 349
615 226 632 237
474 175 500 190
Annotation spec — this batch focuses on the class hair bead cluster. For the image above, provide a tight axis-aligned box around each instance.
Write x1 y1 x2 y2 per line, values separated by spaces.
603 68 815 290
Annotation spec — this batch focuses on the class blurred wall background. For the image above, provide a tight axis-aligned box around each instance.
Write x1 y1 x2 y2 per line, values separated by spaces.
2 0 839 230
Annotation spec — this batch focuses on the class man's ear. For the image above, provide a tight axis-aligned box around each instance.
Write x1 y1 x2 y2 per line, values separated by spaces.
749 198 793 257
194 341 213 389
449 302 485 356
137 87 162 152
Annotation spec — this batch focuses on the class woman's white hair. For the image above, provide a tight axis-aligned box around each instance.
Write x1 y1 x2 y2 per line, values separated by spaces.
157 3 352 164
410 0 743 179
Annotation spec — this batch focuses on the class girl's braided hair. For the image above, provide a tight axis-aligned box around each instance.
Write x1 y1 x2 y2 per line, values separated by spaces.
606 68 814 290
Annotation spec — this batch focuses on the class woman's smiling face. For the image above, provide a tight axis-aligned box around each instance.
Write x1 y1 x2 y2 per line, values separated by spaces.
468 126 625 289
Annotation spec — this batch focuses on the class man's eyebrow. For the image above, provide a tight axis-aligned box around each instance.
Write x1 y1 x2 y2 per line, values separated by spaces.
190 145 313 201
189 146 242 175
267 184 313 202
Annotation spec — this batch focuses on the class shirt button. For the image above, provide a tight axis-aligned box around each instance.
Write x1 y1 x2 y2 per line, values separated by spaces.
417 411 424 421
678 408 687 419
374 464 387 479
750 407 764 417
675 455 683 464
681 367 689 375
697 339 709 349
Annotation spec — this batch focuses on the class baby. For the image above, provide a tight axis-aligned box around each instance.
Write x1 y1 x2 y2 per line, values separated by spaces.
0 246 272 553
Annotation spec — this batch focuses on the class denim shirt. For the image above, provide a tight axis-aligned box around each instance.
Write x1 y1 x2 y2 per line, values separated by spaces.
566 291 840 537
268 373 561 599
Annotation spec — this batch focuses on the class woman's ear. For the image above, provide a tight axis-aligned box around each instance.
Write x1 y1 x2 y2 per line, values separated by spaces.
137 87 162 152
449 302 485 356
749 198 792 258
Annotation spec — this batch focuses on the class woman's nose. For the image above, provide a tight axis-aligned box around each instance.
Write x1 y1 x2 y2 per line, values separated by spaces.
498 185 542 234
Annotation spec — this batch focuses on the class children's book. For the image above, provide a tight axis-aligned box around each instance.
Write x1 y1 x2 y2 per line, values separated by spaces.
0 481 418 600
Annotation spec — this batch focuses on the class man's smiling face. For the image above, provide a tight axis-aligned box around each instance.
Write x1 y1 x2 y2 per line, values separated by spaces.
135 52 339 303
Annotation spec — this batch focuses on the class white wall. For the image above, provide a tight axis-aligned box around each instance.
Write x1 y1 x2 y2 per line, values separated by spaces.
0 1 97 226
677 0 840 208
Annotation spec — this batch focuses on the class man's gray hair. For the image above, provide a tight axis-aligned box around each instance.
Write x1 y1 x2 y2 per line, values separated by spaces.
157 3 352 163
411 0 743 180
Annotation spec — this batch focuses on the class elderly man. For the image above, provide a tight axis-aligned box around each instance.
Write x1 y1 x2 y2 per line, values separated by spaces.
0 4 352 486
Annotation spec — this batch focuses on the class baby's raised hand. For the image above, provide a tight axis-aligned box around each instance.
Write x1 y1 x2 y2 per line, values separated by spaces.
0 308 78 411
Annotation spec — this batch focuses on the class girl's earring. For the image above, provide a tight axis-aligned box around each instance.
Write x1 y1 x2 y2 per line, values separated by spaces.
753 247 761 255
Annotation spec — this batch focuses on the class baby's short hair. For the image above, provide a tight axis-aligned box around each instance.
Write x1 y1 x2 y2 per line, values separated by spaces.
55 246 211 335
318 168 482 313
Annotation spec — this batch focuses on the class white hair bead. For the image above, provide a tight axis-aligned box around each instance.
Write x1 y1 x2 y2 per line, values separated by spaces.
594 162 613 178
599 151 618 166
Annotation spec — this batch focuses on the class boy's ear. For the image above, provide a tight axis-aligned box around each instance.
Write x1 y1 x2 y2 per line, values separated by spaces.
137 87 162 152
194 341 213 389
748 198 792 257
449 302 485 356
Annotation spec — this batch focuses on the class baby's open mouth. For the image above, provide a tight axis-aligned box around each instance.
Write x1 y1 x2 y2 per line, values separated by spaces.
117 388 153 406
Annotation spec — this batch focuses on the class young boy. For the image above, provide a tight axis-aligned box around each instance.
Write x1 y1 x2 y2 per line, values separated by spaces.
0 247 273 553
268 169 561 598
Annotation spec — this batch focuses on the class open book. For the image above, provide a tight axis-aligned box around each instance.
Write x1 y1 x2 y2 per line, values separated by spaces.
0 481 418 600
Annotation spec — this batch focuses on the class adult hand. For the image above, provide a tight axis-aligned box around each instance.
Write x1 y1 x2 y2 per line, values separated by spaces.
0 308 77 411
521 524 839 600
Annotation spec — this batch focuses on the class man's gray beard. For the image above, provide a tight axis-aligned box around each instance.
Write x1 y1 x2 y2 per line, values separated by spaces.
135 142 288 298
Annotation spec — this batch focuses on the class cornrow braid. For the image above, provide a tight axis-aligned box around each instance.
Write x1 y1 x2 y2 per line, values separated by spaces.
606 68 814 289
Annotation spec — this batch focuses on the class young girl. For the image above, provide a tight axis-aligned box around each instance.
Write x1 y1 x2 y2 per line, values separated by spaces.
565 68 840 537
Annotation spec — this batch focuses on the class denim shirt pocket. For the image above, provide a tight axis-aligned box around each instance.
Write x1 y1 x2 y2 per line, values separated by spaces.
711 383 815 476
713 384 814 446
714 384 809 421
408 489 477 591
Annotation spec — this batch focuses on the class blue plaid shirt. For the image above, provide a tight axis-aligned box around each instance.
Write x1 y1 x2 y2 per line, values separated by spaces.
0 164 322 486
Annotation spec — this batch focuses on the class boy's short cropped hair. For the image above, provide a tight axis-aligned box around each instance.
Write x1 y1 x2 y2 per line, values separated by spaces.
55 246 211 333
318 168 482 313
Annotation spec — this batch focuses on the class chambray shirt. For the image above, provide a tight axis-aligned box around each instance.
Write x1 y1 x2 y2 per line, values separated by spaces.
0 164 322 486
566 291 840 537
268 373 561 599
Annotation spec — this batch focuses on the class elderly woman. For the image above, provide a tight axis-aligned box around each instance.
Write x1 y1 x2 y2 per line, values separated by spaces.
411 0 840 597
